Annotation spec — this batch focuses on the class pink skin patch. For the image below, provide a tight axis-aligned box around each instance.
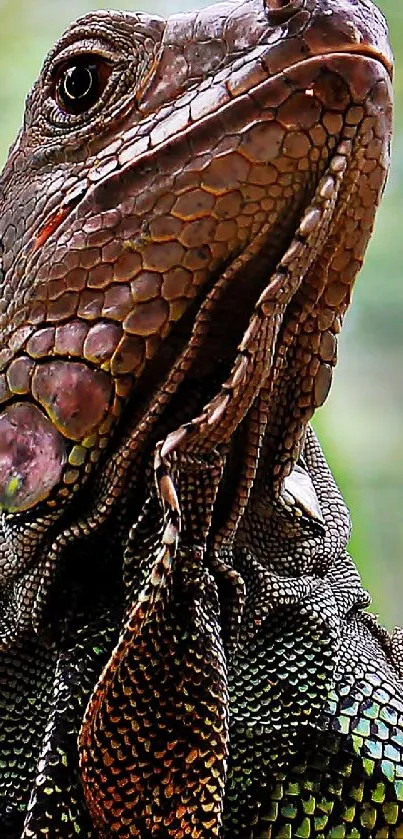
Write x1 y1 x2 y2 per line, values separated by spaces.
0 361 113 514
31 361 112 441
0 402 66 513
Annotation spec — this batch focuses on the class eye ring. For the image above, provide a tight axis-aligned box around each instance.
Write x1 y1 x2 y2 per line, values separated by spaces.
53 55 112 116
62 64 96 102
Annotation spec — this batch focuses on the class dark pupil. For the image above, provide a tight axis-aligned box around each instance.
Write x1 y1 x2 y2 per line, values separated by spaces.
63 65 96 101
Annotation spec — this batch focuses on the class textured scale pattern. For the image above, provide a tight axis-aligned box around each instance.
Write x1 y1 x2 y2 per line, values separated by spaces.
0 0 401 836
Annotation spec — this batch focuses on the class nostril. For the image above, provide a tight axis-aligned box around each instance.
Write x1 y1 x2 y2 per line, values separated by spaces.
264 0 304 25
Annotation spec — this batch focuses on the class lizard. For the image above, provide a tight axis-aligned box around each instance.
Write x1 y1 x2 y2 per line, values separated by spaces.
0 0 401 836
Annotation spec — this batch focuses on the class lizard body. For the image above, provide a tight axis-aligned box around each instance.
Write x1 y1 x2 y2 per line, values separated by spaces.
0 0 401 836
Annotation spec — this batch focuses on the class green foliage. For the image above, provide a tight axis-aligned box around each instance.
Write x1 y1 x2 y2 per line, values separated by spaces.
0 0 401 626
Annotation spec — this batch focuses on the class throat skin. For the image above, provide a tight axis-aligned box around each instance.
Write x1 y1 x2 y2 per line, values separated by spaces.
0 1 402 837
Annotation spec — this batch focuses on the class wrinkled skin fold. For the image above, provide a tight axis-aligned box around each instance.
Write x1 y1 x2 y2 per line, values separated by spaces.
0 0 402 836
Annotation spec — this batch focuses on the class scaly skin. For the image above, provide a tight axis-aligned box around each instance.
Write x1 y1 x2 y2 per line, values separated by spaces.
0 0 401 837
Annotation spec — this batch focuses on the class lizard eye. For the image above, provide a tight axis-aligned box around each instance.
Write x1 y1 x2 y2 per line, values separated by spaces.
54 56 112 115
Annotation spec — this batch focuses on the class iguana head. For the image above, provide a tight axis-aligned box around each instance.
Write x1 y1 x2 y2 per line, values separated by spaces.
0 0 393 636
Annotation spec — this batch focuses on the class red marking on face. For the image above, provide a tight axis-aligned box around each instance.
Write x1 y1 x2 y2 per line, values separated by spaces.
33 206 71 251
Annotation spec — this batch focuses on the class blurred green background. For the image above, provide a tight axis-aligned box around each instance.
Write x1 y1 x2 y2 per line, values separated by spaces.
0 0 401 626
